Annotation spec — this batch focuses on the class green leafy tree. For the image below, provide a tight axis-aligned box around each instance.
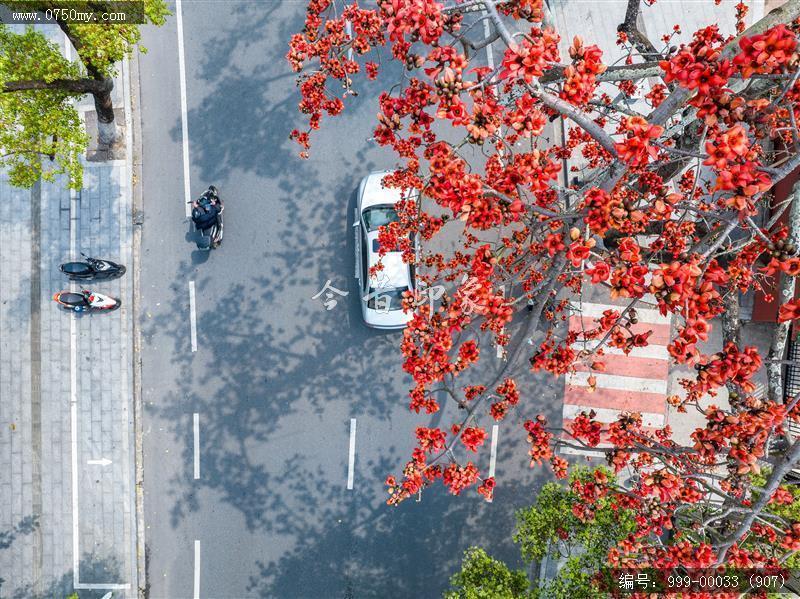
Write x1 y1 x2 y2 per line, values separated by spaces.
750 468 800 569
445 547 531 599
0 24 86 187
515 467 636 598
445 467 636 599
0 0 168 187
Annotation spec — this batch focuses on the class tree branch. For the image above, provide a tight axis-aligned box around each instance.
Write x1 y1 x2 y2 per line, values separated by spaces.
618 0 662 61
2 78 109 95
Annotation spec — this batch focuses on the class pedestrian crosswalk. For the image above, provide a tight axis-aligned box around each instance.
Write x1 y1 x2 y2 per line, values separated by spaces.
561 301 671 457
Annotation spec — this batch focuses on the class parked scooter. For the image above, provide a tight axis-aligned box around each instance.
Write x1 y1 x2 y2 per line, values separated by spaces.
53 290 121 312
59 253 126 281
189 185 224 250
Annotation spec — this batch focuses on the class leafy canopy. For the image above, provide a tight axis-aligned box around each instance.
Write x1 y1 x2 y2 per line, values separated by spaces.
0 0 168 187
0 24 85 187
446 467 634 599
445 547 530 599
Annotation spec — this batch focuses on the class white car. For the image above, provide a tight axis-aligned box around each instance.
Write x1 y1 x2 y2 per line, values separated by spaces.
354 171 417 329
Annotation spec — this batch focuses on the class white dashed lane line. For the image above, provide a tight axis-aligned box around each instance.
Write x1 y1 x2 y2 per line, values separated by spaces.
488 424 499 479
347 418 357 490
189 281 197 353
193 413 200 480
193 539 201 599
488 424 500 503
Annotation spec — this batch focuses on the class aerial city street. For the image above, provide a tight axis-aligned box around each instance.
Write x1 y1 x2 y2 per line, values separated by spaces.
4 0 800 597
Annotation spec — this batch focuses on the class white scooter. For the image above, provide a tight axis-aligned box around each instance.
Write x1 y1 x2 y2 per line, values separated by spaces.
53 289 121 312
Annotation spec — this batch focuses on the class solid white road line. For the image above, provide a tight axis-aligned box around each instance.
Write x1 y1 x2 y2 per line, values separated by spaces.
567 371 668 395
562 404 665 428
70 297 79 584
189 281 197 353
347 418 357 490
69 186 80 586
193 413 200 480
176 0 192 217
193 540 201 599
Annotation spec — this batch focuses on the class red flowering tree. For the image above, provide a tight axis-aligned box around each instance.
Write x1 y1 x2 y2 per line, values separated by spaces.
289 0 800 579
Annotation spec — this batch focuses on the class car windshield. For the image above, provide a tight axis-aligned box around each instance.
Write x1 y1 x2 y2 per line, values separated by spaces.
363 206 398 232
367 286 408 312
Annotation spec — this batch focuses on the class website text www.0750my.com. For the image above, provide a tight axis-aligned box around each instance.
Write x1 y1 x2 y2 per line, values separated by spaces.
11 8 130 22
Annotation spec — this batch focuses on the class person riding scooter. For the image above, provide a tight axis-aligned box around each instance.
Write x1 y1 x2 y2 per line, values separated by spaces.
191 187 222 232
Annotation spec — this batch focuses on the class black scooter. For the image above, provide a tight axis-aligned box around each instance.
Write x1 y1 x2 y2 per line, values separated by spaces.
189 185 224 251
59 253 126 281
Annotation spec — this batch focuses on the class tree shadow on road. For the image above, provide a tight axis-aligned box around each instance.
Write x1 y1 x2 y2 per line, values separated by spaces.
243 454 549 598
144 1 566 595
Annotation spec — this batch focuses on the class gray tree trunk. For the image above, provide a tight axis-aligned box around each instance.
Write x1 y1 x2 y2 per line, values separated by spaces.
93 78 118 146
767 181 800 404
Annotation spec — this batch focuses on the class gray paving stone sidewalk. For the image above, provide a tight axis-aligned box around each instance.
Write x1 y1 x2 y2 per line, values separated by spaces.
0 27 137 599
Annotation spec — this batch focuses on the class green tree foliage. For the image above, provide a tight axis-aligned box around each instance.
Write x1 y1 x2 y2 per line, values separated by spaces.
751 468 800 569
8 1 169 77
0 1 168 188
445 467 636 599
444 547 531 599
0 24 86 187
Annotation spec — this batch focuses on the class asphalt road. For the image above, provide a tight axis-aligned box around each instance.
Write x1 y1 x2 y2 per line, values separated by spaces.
139 2 559 597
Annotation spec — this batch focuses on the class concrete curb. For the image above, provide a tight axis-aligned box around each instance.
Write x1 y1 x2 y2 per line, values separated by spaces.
128 46 148 599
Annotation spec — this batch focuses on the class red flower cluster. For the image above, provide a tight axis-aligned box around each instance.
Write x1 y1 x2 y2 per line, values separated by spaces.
504 93 546 140
614 116 663 167
660 25 734 94
460 427 488 452
734 23 797 78
499 27 560 82
779 299 800 322
523 416 553 465
560 36 606 106
416 426 446 453
442 461 479 495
